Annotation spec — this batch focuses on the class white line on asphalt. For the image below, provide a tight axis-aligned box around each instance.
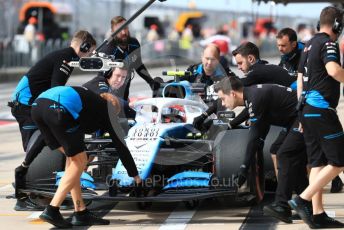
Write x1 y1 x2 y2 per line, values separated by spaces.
159 203 197 230
326 210 336 218
126 223 225 226
27 211 43 219
0 184 12 191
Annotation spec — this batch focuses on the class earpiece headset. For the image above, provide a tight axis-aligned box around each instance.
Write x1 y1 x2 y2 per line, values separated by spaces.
79 31 92 53
333 18 343 34
316 18 343 34
104 68 113 79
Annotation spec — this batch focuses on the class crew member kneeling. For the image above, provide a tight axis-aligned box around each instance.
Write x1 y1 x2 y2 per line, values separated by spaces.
31 86 141 228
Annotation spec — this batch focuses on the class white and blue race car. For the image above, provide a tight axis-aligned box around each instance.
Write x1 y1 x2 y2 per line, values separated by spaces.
20 74 280 209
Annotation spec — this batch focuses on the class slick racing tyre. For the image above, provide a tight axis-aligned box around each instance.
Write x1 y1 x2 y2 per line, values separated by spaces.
214 129 265 203
26 147 65 189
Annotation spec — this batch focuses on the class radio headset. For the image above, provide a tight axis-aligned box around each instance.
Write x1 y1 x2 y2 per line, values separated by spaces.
316 18 343 34
79 31 92 53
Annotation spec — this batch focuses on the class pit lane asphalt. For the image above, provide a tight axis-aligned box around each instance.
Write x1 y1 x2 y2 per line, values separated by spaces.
0 63 343 230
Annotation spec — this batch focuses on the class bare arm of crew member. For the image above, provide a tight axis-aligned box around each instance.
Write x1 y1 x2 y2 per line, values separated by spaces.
326 61 344 83
297 72 303 100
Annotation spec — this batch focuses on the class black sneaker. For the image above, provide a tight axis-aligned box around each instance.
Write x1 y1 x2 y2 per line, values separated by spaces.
39 205 73 229
14 197 45 211
71 209 110 226
263 202 292 223
292 203 313 220
330 176 343 193
292 212 301 220
313 212 344 229
288 196 318 228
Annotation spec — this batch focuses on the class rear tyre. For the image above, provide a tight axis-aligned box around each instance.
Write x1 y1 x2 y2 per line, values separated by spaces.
215 129 249 186
183 200 199 210
26 147 65 189
214 129 265 203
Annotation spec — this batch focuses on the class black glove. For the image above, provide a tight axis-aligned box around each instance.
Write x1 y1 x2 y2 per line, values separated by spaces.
193 112 208 131
235 165 248 188
150 79 161 91
151 77 163 98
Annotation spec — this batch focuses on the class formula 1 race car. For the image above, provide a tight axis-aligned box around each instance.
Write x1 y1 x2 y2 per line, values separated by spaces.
19 71 280 209
15 0 280 209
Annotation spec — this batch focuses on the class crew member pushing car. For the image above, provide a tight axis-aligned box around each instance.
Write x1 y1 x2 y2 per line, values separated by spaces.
31 86 142 228
9 30 96 211
217 77 308 224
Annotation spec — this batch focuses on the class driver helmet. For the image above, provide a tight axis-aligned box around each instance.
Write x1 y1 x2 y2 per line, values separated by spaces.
161 105 186 123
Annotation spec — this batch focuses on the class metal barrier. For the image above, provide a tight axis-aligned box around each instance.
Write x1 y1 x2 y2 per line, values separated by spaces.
0 38 278 69
0 38 69 68
140 39 203 64
0 39 203 69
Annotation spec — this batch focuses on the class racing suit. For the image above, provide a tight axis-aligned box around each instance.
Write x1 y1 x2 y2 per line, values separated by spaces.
99 37 157 100
240 84 308 205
